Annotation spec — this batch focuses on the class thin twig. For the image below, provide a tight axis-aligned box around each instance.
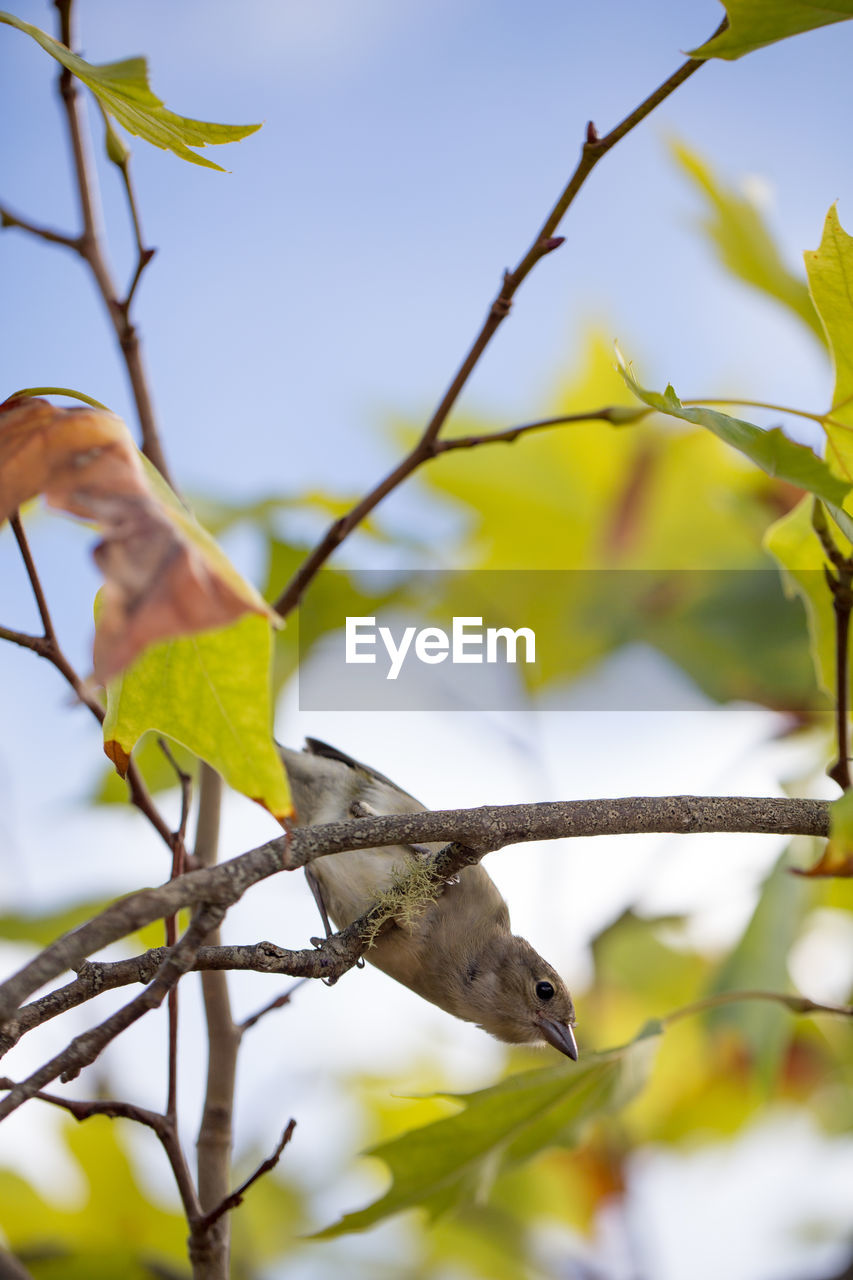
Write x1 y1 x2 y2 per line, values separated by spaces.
158 738 193 850
114 158 156 313
0 626 51 656
239 979 309 1034
272 17 727 617
0 1248 36 1280
193 765 239 1277
10 512 56 637
660 988 853 1025
193 1120 296 1235
19 0 174 485
2 510 175 850
432 406 645 452
0 202 79 249
0 901 225 1122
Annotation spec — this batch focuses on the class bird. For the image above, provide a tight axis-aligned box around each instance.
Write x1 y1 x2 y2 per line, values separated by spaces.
279 738 578 1059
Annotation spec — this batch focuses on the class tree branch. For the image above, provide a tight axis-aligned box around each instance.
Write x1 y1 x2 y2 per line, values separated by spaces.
0 793 830 1031
238 979 308 1034
0 2 175 484
272 17 726 617
193 766 239 1278
429 406 647 452
0 902 225 1122
192 1120 296 1236
0 1250 35 1280
2 510 176 852
0 202 79 249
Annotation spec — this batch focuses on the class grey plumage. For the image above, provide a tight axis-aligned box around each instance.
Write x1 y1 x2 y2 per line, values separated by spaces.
279 739 578 1059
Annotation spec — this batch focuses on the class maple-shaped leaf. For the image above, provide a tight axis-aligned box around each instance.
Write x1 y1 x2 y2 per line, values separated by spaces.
0 11 259 170
690 0 853 61
804 205 853 481
313 1033 658 1238
617 358 852 508
0 397 275 682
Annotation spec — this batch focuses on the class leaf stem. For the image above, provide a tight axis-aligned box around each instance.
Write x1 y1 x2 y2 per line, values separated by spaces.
4 386 110 410
660 988 853 1026
682 397 829 426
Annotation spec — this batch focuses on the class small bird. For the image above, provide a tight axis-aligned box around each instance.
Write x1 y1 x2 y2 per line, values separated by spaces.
279 738 578 1059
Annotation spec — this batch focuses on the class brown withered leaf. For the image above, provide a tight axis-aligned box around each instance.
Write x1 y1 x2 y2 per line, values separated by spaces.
0 397 273 681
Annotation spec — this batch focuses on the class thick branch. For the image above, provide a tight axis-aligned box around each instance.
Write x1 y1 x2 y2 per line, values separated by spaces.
194 767 238 1279
0 794 829 1028
273 19 725 616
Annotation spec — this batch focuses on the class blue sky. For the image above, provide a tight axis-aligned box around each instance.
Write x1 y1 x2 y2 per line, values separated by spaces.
2 0 847 500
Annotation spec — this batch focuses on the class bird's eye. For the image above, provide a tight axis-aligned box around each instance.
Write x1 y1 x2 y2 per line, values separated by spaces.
535 980 555 1001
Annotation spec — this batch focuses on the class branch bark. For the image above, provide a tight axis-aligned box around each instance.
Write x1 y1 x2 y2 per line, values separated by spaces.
0 793 830 1031
193 766 239 1280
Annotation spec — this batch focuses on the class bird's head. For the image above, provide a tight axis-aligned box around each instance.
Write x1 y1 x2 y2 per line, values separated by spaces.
460 935 578 1060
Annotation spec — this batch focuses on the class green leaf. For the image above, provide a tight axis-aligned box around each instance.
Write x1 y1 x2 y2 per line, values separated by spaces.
690 0 853 60
0 12 260 170
763 494 838 696
0 899 112 947
98 458 291 816
0 897 187 952
618 357 852 508
670 140 824 344
804 205 853 481
417 335 820 709
103 611 291 818
807 789 853 875
313 1033 658 1239
0 1116 186 1270
706 852 808 1086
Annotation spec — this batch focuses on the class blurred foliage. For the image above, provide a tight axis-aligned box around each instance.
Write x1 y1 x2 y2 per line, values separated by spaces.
689 0 853 62
415 335 819 709
671 141 825 343
7 20 853 1272
0 1116 187 1278
315 1033 658 1239
706 853 809 1087
0 900 188 953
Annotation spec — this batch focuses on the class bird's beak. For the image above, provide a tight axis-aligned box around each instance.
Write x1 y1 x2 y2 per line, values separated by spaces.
539 1017 578 1061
